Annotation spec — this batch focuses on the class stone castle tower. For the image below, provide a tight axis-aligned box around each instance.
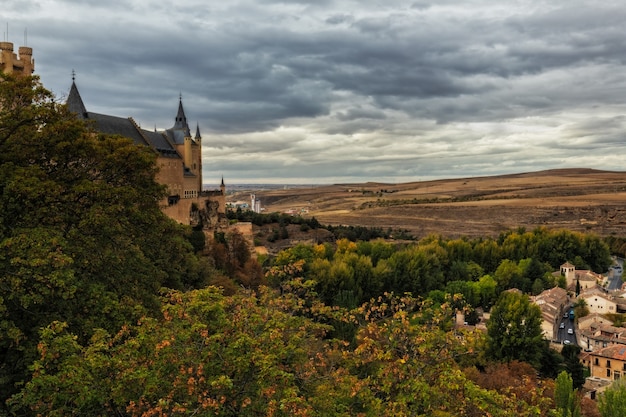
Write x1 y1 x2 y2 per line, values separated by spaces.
0 42 34 75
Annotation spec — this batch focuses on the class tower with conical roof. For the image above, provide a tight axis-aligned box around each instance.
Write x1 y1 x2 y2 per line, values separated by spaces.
165 96 203 196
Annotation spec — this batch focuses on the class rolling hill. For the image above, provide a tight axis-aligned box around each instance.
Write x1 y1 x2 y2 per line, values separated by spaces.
230 169 626 239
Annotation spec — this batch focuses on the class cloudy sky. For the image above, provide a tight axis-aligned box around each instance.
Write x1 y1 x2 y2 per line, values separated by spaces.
4 0 626 184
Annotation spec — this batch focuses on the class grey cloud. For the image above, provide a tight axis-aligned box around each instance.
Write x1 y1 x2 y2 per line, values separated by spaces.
17 0 626 183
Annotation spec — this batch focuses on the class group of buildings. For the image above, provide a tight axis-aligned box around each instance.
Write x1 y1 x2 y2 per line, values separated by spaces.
2 41 227 230
531 262 626 395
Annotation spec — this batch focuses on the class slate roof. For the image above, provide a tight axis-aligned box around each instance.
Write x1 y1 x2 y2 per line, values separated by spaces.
66 81 181 158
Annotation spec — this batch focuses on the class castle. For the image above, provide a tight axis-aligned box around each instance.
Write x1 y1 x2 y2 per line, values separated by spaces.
66 80 228 229
2 41 227 229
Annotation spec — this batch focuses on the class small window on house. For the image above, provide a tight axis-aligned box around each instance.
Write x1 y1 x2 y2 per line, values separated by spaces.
607 369 612 377
595 358 599 366
607 360 611 368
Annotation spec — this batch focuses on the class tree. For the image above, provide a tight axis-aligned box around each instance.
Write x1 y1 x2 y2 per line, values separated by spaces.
9 287 551 417
0 73 210 406
573 298 589 321
486 291 545 368
561 345 586 389
598 378 626 417
555 370 581 417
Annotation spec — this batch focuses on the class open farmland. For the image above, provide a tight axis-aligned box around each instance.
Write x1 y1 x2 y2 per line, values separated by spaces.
233 169 626 239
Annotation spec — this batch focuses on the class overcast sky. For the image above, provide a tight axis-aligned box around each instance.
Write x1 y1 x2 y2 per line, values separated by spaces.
4 0 626 184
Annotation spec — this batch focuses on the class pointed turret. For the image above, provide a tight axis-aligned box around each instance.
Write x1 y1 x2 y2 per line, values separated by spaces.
220 176 226 195
67 75 88 118
174 95 191 137
195 122 201 141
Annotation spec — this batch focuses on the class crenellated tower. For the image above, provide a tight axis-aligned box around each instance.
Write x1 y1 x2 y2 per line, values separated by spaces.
0 42 34 75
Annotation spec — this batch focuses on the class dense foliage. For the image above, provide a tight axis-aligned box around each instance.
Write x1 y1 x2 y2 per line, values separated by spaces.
0 74 213 407
266 228 611 308
228 207 414 241
9 285 557 416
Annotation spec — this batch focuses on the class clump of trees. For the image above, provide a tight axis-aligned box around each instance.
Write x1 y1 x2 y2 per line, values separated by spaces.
228 207 415 242
266 227 612 308
8 285 556 416
0 74 216 406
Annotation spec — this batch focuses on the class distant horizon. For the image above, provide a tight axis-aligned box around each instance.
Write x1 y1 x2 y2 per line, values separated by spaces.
203 166 625 189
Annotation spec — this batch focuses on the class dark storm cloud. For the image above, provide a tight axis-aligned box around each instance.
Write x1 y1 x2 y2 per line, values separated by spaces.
6 0 626 183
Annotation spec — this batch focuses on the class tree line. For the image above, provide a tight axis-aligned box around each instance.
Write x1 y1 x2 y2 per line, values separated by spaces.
266 228 612 309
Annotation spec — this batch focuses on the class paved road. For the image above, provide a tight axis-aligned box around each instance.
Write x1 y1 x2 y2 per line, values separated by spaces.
607 257 623 291
557 315 577 346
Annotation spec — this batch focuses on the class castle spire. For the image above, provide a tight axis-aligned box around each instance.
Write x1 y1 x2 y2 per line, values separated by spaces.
195 122 201 140
174 94 191 136
67 72 88 118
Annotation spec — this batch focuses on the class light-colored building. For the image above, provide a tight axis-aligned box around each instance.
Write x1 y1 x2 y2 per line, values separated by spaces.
583 344 626 381
579 323 626 353
578 313 614 331
556 262 603 291
579 289 617 315
531 286 569 340
0 41 34 75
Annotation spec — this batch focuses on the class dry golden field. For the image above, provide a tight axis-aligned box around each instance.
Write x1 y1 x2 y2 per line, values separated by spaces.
236 169 626 239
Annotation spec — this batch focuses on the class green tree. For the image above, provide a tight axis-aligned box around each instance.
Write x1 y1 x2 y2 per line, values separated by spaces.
561 345 586 389
486 291 545 368
554 370 581 417
0 73 209 405
494 259 523 291
598 377 626 417
9 287 552 417
473 274 498 308
573 298 589 321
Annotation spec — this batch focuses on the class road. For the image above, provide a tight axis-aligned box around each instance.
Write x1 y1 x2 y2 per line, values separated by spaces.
557 315 577 346
607 257 623 291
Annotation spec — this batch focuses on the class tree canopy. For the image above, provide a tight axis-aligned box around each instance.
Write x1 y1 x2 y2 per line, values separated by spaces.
486 291 545 368
0 73 212 404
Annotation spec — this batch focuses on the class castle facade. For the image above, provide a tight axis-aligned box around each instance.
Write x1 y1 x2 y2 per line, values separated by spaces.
66 80 227 229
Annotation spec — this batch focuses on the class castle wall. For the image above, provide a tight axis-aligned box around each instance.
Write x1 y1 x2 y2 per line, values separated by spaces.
157 156 184 197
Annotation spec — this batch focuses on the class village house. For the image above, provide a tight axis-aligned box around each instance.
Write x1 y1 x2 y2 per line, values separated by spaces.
582 344 626 381
579 324 626 353
578 288 618 315
531 286 569 340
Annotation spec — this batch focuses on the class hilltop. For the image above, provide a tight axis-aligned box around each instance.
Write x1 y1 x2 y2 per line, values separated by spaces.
232 168 626 239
